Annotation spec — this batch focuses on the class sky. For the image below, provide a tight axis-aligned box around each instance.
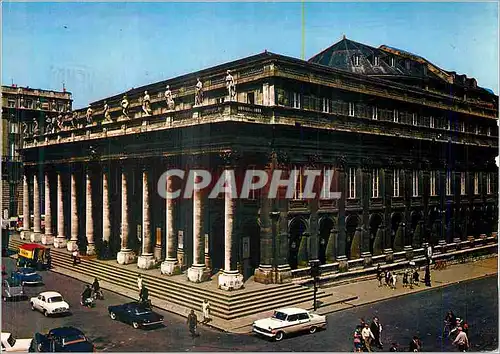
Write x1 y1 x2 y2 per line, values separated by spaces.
2 2 498 109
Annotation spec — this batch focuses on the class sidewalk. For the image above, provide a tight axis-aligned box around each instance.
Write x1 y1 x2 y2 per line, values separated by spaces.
228 256 498 334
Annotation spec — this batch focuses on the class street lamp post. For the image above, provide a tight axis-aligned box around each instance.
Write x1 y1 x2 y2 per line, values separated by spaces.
308 259 320 311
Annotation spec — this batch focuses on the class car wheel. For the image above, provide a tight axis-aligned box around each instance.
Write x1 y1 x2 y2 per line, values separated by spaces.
275 331 284 341
43 310 49 317
132 322 140 329
309 326 318 334
109 312 117 320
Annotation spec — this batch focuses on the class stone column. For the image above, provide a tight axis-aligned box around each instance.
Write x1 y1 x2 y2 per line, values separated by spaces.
67 170 79 252
138 167 156 269
117 164 135 264
360 168 372 266
42 170 54 245
187 171 210 282
20 172 31 240
308 198 320 261
85 167 95 256
161 172 180 274
54 171 67 248
31 173 42 242
383 166 394 263
337 165 348 271
102 166 111 248
437 169 447 251
218 170 244 290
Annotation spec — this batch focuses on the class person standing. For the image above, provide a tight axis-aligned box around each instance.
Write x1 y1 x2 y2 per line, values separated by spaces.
424 265 431 287
376 265 383 287
361 323 375 352
72 249 79 266
402 270 409 288
187 309 198 337
46 253 52 270
202 299 211 324
452 327 469 352
391 273 397 289
409 336 422 352
370 316 383 349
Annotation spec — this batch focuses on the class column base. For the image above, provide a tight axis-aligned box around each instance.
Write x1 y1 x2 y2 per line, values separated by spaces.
117 249 136 265
67 240 78 252
53 237 67 249
361 252 372 267
41 235 54 245
404 245 413 260
86 243 96 256
253 265 273 284
20 230 30 240
30 232 42 243
383 249 394 263
187 265 211 283
437 239 447 253
275 265 293 283
160 259 182 275
137 254 157 270
337 255 349 272
467 235 475 247
218 270 244 291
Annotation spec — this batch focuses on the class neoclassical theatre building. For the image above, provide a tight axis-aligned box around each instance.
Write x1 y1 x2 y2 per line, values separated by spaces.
19 37 498 288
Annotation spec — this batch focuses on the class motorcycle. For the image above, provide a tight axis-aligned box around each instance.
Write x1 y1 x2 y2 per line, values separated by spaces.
80 296 96 308
448 317 464 339
92 288 104 300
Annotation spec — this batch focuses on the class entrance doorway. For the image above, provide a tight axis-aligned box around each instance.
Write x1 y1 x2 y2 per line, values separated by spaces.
289 217 307 269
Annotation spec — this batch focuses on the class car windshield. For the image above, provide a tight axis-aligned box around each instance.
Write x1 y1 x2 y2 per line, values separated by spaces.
20 268 36 275
7 278 21 287
135 309 152 315
7 334 16 347
62 335 87 346
272 311 288 321
48 296 64 303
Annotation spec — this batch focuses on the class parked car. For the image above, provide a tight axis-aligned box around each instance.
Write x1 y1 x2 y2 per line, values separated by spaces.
29 327 94 352
12 267 43 285
108 302 164 329
252 307 327 341
2 278 26 301
30 291 70 317
1 332 33 352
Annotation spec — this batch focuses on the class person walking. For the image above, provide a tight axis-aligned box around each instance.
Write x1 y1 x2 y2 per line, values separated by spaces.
452 327 469 352
409 336 422 352
424 264 431 287
353 327 363 352
376 265 383 287
402 270 409 288
202 299 211 324
413 268 420 286
361 323 375 352
72 249 80 266
385 270 391 287
370 316 383 349
187 309 198 337
46 253 52 270
139 284 149 306
137 274 143 297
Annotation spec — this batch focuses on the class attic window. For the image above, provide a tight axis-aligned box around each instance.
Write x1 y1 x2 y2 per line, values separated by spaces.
423 65 428 75
353 55 360 66
390 57 395 67
374 56 380 66
405 60 411 70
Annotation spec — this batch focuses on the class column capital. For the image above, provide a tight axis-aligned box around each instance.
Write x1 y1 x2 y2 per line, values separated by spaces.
335 155 347 171
306 153 322 169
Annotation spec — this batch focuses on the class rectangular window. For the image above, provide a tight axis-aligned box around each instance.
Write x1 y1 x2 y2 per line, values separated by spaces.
487 173 492 194
487 127 491 136
412 113 418 126
406 60 411 70
430 171 437 196
9 122 18 134
349 102 355 117
393 109 399 123
372 106 378 120
292 93 301 109
8 100 15 108
247 92 255 104
412 170 419 197
460 121 465 133
354 56 360 66
390 57 395 67
26 99 33 109
322 98 329 113
372 169 379 198
446 171 452 196
374 56 380 66
294 167 303 200
475 125 479 134
430 116 435 128
215 97 225 104
460 172 466 195
393 169 400 197
446 119 450 130
321 167 334 199
474 172 479 195
348 168 356 199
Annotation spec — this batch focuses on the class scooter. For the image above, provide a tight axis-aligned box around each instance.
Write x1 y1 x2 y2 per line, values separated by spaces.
80 296 96 308
92 289 104 300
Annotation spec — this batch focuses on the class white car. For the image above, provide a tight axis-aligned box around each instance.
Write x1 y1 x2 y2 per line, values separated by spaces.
30 291 70 317
1 332 33 352
253 307 327 341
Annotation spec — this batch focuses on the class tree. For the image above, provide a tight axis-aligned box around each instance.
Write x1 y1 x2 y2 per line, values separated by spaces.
297 235 308 268
373 227 384 256
325 227 337 263
393 223 405 252
350 227 362 259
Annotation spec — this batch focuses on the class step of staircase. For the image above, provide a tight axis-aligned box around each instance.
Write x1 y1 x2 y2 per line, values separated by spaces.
9 238 329 320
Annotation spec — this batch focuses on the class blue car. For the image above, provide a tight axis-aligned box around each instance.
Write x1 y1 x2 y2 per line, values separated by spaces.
108 302 164 329
12 267 43 285
29 327 94 352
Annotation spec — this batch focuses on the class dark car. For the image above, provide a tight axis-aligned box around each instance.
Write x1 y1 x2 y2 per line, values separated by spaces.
108 302 164 329
2 277 27 301
12 267 43 285
29 327 94 352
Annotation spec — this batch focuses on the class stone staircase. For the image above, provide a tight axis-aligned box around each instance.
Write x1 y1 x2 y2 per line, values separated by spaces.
9 237 328 320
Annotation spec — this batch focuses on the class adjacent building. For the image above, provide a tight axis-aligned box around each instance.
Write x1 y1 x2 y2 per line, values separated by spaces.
18 37 498 288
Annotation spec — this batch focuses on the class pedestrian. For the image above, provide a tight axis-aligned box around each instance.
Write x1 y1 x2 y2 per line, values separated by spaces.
46 253 52 270
370 316 383 349
72 249 80 266
413 268 420 286
385 270 391 287
139 284 149 306
389 342 398 352
424 265 431 287
402 270 409 288
452 327 469 352
202 299 211 323
409 335 422 352
376 265 383 287
361 323 375 352
353 327 363 352
391 273 397 289
187 309 198 337
137 274 143 295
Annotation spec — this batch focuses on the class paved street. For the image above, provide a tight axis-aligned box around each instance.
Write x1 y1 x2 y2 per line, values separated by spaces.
2 256 498 352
